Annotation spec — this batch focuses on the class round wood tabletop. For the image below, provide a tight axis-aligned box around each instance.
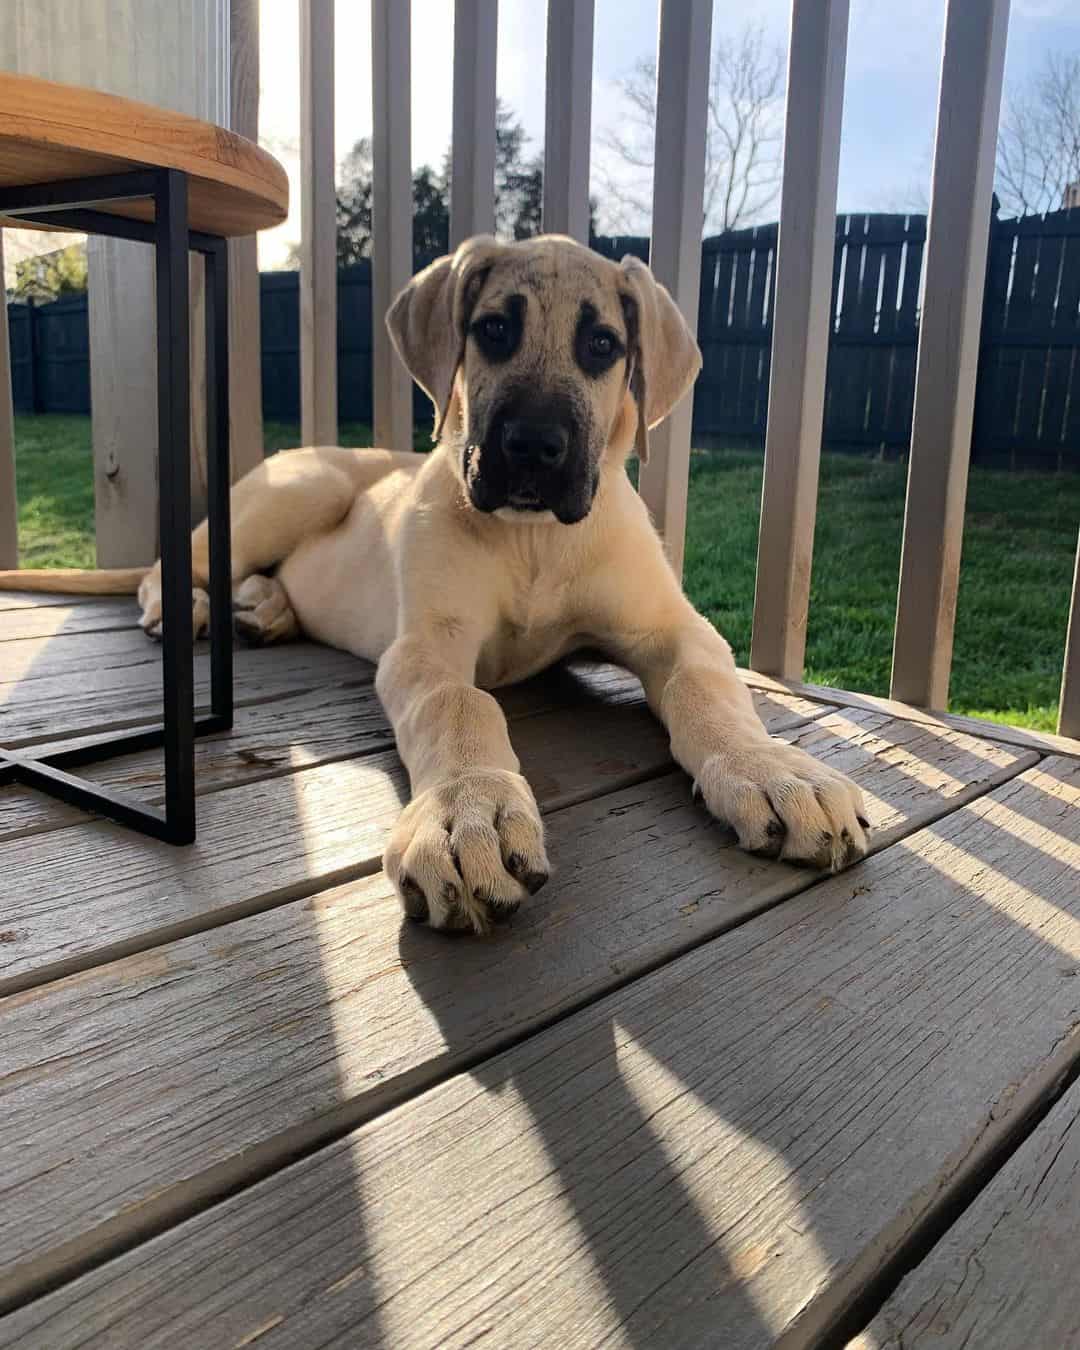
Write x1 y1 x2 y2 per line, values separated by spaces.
0 72 288 238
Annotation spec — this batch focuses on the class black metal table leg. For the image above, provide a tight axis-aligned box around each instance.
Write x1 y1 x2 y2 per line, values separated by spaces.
155 168 197 844
204 238 234 730
0 168 236 844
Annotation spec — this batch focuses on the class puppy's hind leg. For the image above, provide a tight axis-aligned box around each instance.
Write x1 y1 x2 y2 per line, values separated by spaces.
232 575 300 646
138 447 362 640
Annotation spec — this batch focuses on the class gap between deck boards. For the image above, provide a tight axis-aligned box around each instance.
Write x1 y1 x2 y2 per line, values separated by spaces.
850 1059 1080 1348
824 1041 1080 1348
0 712 1041 1316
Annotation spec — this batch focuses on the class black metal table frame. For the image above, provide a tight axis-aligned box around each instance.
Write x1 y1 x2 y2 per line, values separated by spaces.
0 168 232 844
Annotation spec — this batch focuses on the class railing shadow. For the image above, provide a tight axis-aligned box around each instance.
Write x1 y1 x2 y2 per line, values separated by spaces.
390 754 1080 1345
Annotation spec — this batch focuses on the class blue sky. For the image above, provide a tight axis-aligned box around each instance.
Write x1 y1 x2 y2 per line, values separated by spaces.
255 0 1080 266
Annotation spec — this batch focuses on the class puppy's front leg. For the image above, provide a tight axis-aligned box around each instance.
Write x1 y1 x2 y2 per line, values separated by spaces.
376 633 550 933
624 608 869 871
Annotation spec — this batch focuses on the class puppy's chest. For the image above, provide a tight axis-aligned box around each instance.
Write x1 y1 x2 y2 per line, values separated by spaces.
479 577 579 685
505 577 572 633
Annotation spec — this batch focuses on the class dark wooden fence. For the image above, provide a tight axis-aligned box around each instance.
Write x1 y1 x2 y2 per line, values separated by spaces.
8 293 91 414
8 207 1080 468
973 208 1080 470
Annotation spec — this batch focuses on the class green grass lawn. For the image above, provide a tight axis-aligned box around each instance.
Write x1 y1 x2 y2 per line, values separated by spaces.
13 412 1079 732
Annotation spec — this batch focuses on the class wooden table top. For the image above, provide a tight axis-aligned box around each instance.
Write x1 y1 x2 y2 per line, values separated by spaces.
0 71 288 237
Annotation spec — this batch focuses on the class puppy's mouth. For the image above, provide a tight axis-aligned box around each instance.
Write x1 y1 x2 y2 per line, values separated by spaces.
462 441 597 526
505 489 545 510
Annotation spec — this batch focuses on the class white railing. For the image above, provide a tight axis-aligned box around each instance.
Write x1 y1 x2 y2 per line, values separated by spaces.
175 0 1080 744
0 0 1076 741
0 231 14 569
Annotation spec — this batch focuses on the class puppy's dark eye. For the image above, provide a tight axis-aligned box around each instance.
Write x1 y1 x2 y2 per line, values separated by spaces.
479 315 509 345
588 331 615 359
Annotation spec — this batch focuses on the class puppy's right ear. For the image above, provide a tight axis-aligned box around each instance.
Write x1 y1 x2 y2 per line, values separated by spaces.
385 235 502 440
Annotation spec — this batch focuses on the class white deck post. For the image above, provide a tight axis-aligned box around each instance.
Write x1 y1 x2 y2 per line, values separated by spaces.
749 0 849 678
450 0 498 248
1059 532 1080 738
300 0 338 447
0 232 15 568
636 0 712 582
542 0 594 242
890 0 1011 708
228 0 264 479
371 0 414 449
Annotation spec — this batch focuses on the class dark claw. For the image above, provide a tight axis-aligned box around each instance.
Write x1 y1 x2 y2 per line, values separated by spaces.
400 875 429 923
489 898 521 926
232 612 263 646
506 853 549 895
857 814 871 830
765 818 786 839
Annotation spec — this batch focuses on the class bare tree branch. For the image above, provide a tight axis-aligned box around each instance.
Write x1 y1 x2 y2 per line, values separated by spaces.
996 51 1080 217
594 22 785 237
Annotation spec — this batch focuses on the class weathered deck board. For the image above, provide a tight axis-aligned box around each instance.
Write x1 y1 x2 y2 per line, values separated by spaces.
0 699 1015 997
0 711 1035 1310
0 624 169 682
0 658 673 842
0 630 369 747
3 679 738 995
0 597 137 642
0 679 393 841
0 589 100 611
855 1074 1080 1349
4 758 1076 1347
742 666 1080 761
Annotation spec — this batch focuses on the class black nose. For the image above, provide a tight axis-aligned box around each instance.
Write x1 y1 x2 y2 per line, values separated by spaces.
502 418 569 469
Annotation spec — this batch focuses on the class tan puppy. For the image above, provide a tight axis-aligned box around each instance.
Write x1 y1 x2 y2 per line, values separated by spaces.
1 235 868 932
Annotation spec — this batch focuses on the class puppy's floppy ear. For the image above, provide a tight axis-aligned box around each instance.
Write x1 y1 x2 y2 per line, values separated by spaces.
385 235 503 441
618 255 702 463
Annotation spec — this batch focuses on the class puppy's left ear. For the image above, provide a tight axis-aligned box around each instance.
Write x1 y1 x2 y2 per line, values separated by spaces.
385 235 502 441
619 256 702 463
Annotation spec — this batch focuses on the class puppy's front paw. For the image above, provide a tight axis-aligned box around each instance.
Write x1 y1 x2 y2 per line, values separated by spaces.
384 769 550 935
697 739 869 872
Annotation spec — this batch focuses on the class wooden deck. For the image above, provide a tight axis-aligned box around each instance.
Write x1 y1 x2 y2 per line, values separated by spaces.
1 588 1079 1348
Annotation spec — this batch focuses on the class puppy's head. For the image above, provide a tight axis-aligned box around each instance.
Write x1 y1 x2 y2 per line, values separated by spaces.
386 235 701 525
